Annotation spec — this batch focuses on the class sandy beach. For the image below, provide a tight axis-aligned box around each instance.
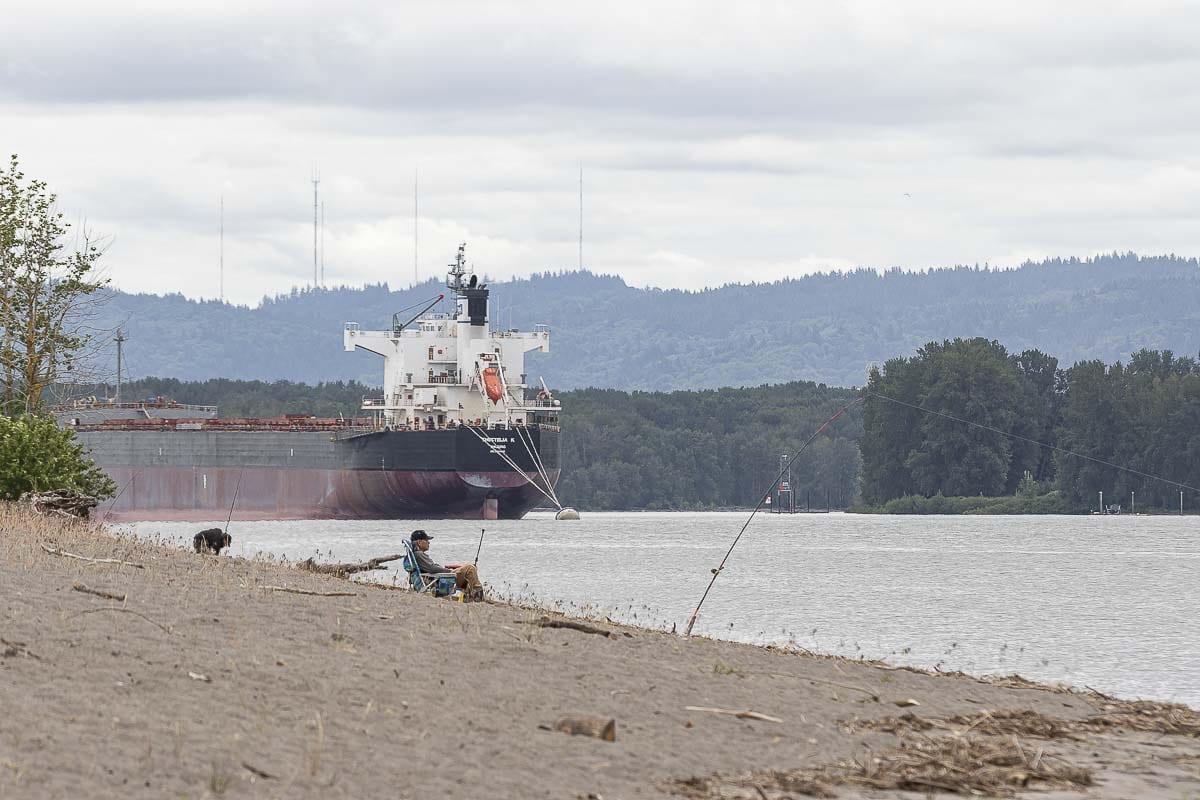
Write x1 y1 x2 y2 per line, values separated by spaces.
2 504 1198 799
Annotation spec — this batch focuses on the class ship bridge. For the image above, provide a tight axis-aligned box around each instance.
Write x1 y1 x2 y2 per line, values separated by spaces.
343 244 559 430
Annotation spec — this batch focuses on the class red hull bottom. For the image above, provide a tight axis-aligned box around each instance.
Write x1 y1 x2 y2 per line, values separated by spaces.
94 466 559 521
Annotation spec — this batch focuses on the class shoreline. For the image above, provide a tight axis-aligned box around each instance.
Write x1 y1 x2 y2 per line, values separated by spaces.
3 503 1198 798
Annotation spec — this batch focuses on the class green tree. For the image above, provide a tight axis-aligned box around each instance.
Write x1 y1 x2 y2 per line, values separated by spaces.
1 155 109 416
0 414 115 500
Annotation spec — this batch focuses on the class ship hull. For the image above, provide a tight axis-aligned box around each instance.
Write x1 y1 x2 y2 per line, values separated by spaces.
81 426 560 521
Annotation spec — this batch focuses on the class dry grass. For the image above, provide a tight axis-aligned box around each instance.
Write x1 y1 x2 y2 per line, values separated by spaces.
670 733 1093 798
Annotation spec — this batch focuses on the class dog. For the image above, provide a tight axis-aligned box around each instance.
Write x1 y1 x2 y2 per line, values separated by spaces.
194 527 232 555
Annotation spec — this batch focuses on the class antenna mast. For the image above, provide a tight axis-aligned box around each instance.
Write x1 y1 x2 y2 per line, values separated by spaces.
114 329 125 404
311 168 320 288
321 200 326 286
219 195 224 301
578 162 583 270
414 167 419 287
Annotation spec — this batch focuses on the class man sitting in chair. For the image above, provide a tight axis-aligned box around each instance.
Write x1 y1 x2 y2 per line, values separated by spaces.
410 530 484 601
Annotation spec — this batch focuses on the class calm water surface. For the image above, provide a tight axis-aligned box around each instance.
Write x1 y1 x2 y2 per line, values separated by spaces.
125 512 1200 706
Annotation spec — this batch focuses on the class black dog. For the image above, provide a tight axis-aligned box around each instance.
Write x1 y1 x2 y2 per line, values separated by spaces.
194 528 232 555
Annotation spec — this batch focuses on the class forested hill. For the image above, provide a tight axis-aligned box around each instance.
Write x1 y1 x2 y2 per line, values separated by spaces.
96 253 1200 391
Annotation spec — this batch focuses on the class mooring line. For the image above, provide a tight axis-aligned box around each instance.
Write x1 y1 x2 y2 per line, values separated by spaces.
684 397 864 636
465 425 561 508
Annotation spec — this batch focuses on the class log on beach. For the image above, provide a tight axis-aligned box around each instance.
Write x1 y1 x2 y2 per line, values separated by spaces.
298 553 405 578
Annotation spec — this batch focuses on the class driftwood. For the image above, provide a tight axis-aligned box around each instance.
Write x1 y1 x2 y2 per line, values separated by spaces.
552 715 616 741
22 489 98 518
72 582 127 602
41 543 144 569
0 637 42 660
298 553 404 578
518 616 614 637
261 585 357 597
685 706 783 723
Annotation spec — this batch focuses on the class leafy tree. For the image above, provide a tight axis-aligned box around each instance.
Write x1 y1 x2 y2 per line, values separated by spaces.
0 155 108 416
0 414 115 500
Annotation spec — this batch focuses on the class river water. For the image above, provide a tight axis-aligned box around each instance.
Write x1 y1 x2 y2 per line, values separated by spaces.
124 512 1200 706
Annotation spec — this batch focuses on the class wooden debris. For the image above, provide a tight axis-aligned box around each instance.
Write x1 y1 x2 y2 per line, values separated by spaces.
242 762 275 780
71 582 127 602
553 715 617 742
261 585 357 597
671 732 1092 798
298 554 404 577
21 489 98 518
0 637 41 660
847 704 1200 739
40 543 144 569
518 616 614 637
685 706 783 724
188 671 211 683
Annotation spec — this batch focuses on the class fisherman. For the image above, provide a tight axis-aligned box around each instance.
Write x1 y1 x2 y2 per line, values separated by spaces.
410 530 484 601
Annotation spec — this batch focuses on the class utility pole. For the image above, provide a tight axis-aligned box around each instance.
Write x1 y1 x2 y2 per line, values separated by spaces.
114 329 125 404
311 168 320 288
1099 490 1104 514
1131 490 1135 515
1182 490 1186 515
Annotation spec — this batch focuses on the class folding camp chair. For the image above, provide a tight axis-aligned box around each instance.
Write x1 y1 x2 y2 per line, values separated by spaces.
402 540 458 597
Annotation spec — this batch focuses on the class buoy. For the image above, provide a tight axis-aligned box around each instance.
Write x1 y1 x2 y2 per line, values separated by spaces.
555 507 580 520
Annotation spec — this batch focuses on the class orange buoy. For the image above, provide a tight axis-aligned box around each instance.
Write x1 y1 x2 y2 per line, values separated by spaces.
482 367 504 403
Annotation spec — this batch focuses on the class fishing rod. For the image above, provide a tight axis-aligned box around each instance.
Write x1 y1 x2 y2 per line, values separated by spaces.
684 396 864 636
223 469 244 537
474 527 486 566
865 391 1200 495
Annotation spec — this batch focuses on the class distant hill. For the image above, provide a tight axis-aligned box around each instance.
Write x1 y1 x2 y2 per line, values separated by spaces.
93 253 1200 391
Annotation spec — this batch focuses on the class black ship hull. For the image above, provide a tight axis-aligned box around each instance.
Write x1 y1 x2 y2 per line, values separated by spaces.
80 426 560 521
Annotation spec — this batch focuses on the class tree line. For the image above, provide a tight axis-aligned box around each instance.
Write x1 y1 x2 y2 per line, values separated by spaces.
861 338 1200 512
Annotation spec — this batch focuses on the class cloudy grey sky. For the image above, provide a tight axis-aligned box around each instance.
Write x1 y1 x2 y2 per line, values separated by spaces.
4 1 1199 304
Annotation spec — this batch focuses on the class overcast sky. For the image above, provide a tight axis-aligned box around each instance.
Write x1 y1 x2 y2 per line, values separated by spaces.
4 1 1199 304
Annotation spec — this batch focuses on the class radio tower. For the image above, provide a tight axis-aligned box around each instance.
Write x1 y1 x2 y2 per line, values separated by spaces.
578 162 583 270
413 167 419 287
219 195 224 302
321 200 325 286
311 168 320 288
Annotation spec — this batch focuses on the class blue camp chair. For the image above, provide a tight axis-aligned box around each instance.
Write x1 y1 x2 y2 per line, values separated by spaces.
402 540 458 597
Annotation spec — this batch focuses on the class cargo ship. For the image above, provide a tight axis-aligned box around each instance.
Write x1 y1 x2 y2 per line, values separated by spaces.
63 245 561 521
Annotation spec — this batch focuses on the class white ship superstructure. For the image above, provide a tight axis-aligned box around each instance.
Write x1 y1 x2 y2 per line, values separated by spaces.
343 244 559 430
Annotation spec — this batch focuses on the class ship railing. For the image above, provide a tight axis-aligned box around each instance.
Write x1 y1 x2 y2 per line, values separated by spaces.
362 397 387 407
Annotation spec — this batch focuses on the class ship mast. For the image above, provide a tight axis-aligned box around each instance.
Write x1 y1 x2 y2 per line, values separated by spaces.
446 242 468 295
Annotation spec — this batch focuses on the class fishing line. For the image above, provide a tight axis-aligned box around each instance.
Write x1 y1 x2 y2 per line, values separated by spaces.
223 468 244 536
865 391 1200 495
99 469 142 523
684 396 864 636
